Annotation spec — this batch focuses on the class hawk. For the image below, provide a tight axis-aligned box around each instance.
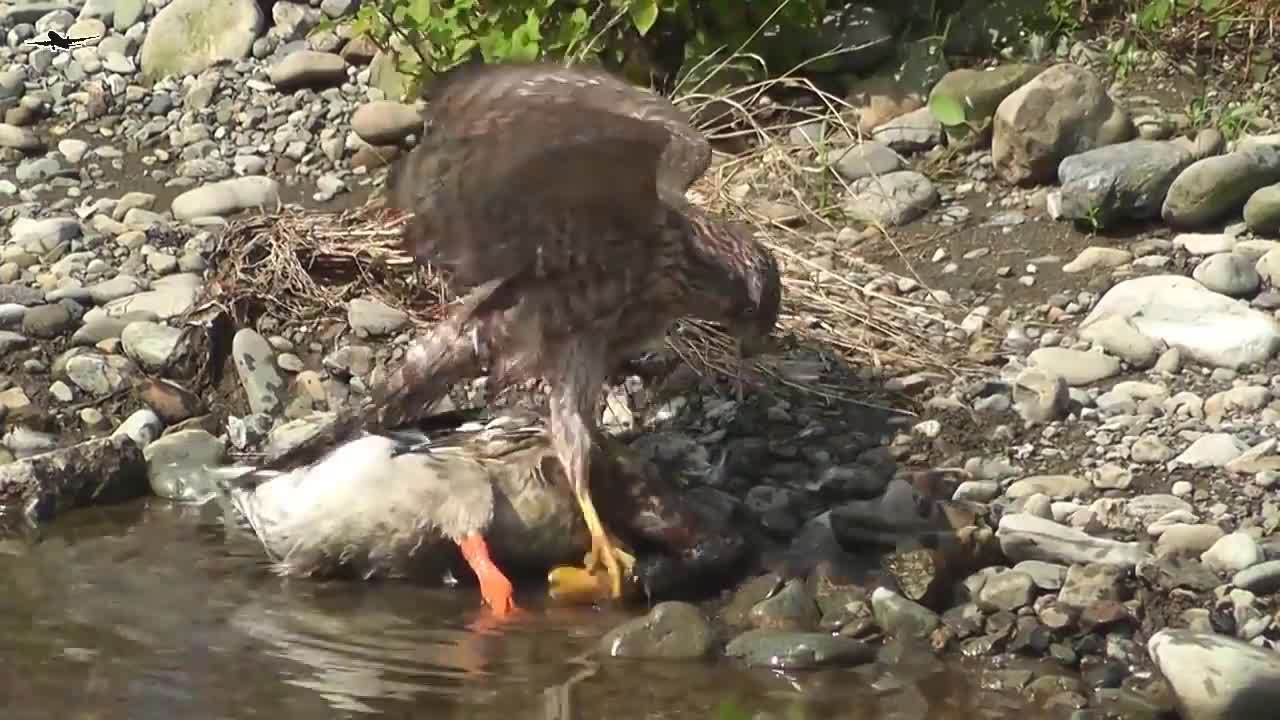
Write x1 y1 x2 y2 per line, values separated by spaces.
369 60 781 601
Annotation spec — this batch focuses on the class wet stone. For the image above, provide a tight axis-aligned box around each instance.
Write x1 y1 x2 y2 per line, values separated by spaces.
599 602 714 660
724 630 875 669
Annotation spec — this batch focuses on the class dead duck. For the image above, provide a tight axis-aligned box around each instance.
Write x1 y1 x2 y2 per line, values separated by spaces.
214 410 590 618
217 408 751 615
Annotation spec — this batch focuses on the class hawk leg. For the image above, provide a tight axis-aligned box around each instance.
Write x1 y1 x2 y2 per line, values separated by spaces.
542 368 634 604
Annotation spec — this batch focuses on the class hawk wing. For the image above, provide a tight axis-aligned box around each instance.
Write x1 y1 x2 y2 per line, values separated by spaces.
421 61 711 194
384 62 682 292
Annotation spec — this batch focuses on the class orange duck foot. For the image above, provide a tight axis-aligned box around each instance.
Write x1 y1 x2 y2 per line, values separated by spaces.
458 534 518 618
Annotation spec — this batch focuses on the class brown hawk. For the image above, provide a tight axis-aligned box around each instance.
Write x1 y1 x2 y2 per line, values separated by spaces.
367 60 781 601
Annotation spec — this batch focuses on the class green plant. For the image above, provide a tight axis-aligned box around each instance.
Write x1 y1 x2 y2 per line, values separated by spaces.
318 0 837 100
1186 93 1264 141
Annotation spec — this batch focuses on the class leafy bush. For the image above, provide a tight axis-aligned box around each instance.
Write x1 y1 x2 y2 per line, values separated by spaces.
337 0 836 95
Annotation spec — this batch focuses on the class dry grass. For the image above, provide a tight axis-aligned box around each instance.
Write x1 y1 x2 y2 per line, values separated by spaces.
202 67 987 407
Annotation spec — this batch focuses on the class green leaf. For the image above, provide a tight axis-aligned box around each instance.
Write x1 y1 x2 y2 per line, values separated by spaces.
928 93 967 127
629 0 659 36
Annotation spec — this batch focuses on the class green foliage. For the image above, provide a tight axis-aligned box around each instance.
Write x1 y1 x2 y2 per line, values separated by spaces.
1188 94 1264 142
325 0 835 97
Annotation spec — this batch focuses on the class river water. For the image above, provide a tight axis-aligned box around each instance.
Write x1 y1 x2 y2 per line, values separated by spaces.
0 499 1069 720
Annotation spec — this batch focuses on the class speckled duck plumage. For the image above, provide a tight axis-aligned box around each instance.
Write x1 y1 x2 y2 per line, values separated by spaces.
215 411 589 582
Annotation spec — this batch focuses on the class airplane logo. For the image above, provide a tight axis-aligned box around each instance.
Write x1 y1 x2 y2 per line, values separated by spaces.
25 31 100 51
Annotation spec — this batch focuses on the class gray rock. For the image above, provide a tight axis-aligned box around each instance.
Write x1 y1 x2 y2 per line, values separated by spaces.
143 428 226 501
233 328 287 415
268 50 347 91
1192 252 1261 298
870 106 942 153
1148 629 1280 720
347 297 408 336
350 100 421 145
599 602 714 660
1080 313 1160 368
171 176 280 220
1201 532 1261 575
1057 563 1122 607
997 513 1150 568
1244 183 1280 236
1027 347 1121 386
98 273 203 320
993 63 1133 185
870 587 940 639
21 303 73 338
927 64 1043 142
0 123 44 152
1012 366 1070 424
112 408 164 449
140 0 264 81
1233 560 1280 594
1173 433 1249 468
0 435 147 526
121 321 185 372
9 217 82 250
844 170 938 227
1163 146 1280 229
724 629 875 669
976 570 1036 612
832 141 904 182
1081 274 1280 369
1062 246 1132 273
63 353 128 396
1053 140 1195 227
1005 474 1090 500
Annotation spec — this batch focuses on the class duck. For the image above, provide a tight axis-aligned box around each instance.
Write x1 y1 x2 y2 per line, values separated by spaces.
215 408 751 617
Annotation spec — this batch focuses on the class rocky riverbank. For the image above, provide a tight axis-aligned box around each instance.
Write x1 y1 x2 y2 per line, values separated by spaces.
2 0 1280 718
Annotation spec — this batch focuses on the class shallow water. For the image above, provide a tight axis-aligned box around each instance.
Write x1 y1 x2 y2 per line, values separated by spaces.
0 500 1064 720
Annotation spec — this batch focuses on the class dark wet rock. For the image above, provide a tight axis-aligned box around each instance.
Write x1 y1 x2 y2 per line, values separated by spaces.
1051 140 1196 228
0 435 147 525
871 587 939 639
722 573 784 627
746 578 820 631
724 629 875 669
599 602 714 660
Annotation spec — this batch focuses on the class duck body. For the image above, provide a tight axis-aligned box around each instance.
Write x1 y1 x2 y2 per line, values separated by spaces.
217 412 590 615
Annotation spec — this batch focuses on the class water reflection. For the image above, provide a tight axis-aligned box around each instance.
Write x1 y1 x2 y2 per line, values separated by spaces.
0 500 1055 719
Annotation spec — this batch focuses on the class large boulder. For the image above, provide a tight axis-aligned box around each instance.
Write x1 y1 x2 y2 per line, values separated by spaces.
1051 139 1197 227
1163 146 1280 229
993 63 1133 186
1082 274 1280 369
140 0 264 81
